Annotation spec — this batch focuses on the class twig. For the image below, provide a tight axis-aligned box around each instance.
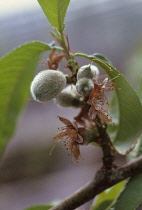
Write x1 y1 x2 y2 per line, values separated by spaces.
96 115 115 170
50 155 142 210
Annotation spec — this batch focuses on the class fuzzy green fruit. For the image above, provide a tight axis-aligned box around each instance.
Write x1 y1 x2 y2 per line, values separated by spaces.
76 78 94 96
55 85 82 108
77 64 99 80
30 70 66 102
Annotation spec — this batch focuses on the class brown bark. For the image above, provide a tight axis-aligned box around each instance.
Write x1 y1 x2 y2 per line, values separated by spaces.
51 155 142 210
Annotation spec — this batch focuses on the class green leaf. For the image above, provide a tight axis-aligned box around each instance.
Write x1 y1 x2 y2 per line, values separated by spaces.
37 0 70 32
93 53 111 64
112 174 142 210
124 39 142 90
74 53 142 154
92 181 126 210
137 77 142 103
24 205 53 210
0 41 51 156
128 135 142 161
128 78 142 160
107 92 119 141
110 77 142 210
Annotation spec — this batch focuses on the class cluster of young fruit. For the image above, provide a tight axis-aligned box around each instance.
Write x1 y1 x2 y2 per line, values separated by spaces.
30 64 99 107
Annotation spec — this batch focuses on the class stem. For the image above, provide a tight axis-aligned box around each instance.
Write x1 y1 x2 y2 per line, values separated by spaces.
96 115 114 170
59 31 70 59
53 46 64 52
53 30 79 74
51 155 142 210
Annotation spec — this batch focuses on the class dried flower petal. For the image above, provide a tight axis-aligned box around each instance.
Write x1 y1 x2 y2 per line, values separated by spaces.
58 116 73 126
54 116 84 161
48 49 65 70
88 79 116 123
71 142 80 162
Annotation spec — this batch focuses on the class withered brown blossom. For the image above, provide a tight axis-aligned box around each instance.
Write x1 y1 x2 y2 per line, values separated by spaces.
48 49 65 70
54 116 84 162
88 78 116 123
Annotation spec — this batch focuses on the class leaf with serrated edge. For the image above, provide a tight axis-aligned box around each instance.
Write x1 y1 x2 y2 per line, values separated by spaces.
37 0 70 32
129 78 142 160
117 80 142 210
93 53 111 64
74 53 142 154
0 41 51 157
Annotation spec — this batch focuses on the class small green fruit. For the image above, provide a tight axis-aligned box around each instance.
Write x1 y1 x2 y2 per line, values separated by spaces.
77 64 99 80
55 85 81 108
76 78 94 96
30 70 66 102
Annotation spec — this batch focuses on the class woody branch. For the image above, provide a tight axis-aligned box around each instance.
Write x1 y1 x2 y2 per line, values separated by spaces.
96 115 115 170
51 155 142 210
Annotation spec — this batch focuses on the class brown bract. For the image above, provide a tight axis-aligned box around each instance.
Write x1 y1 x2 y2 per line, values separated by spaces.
88 78 116 123
54 116 84 162
48 49 65 70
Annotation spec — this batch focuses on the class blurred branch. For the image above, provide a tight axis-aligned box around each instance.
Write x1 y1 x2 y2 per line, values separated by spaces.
51 155 142 210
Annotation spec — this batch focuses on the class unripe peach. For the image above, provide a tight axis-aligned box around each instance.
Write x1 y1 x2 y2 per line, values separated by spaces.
76 78 94 96
30 70 66 102
55 85 81 108
77 64 99 80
